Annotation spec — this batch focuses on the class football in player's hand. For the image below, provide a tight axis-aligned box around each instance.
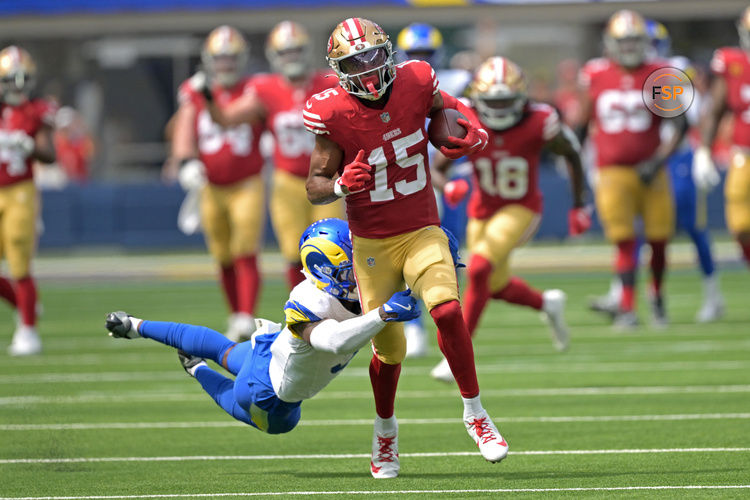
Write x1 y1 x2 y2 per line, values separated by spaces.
428 108 468 151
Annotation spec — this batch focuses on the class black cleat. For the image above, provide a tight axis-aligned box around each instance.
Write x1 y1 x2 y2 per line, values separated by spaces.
105 311 140 339
177 349 206 377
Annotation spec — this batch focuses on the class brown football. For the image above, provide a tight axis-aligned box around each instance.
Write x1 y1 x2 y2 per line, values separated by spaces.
428 108 468 150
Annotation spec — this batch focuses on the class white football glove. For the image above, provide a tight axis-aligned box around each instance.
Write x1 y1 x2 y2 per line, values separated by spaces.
0 131 34 158
692 146 720 191
178 159 206 191
189 71 208 94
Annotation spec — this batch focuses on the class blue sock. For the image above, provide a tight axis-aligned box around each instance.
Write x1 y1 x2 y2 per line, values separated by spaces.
139 320 236 371
686 226 715 277
193 366 255 427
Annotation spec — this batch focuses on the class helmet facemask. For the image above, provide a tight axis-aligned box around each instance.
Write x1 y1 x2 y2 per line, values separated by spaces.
270 46 311 80
203 52 246 88
474 93 527 130
330 45 395 101
0 71 34 106
605 34 649 68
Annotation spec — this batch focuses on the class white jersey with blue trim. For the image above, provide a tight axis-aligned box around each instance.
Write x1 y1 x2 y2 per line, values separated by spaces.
269 279 360 403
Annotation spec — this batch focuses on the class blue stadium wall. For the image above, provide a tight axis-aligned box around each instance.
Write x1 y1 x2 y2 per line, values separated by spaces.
38 167 728 250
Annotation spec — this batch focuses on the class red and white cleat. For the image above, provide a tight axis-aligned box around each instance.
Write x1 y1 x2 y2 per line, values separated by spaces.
464 410 509 463
370 416 399 478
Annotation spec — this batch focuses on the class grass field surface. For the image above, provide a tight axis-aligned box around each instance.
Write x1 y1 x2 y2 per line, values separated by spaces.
1 255 749 499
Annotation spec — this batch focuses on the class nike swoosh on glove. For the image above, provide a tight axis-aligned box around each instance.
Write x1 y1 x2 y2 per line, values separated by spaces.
381 289 421 322
335 149 372 196
439 118 488 160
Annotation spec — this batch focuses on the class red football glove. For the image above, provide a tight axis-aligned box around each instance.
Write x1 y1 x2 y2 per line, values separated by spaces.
335 149 372 196
440 118 489 160
443 179 469 208
568 207 592 236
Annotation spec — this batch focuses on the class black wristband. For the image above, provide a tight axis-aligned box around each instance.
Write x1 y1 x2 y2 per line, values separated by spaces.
201 85 213 103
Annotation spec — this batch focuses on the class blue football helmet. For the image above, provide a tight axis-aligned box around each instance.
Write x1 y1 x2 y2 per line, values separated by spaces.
299 218 356 302
645 19 671 58
396 23 444 68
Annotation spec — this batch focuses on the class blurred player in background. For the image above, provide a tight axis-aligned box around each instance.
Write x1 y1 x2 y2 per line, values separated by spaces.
0 46 56 355
306 17 508 478
429 57 589 382
395 22 472 358
54 106 94 184
695 6 750 269
592 20 724 323
105 219 420 437
200 21 343 291
172 26 265 341
579 10 687 329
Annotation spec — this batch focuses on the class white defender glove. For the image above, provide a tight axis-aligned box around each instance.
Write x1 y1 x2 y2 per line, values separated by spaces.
178 159 206 192
692 146 720 191
189 71 208 94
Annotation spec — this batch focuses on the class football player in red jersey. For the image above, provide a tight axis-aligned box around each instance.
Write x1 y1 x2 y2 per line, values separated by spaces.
198 21 343 290
579 10 686 329
0 46 56 355
428 57 588 382
694 6 750 268
172 26 265 342
305 18 508 478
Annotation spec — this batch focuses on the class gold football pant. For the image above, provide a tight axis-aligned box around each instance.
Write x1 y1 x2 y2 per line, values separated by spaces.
200 176 265 266
270 170 343 262
725 151 750 235
466 205 540 292
594 166 674 242
0 180 37 279
352 226 459 364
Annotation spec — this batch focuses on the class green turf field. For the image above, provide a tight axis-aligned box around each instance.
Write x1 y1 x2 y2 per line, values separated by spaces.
1 264 749 499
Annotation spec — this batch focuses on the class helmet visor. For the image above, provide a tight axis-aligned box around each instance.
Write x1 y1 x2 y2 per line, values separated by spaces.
339 47 387 75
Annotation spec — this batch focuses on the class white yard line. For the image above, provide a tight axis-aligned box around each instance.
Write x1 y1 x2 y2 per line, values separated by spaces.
2 485 750 500
3 384 750 406
2 448 750 465
3 413 750 431
3 359 749 385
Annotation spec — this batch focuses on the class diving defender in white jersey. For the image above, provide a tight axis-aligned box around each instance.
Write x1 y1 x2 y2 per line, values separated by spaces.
105 218 420 434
